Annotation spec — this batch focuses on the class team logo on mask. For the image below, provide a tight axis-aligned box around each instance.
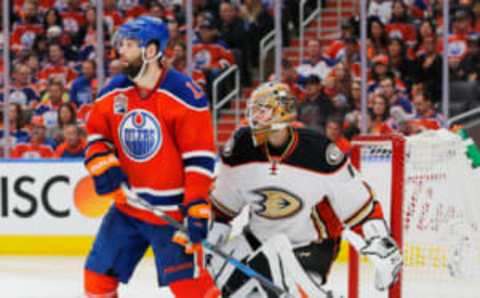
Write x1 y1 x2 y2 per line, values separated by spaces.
252 187 303 219
118 109 162 162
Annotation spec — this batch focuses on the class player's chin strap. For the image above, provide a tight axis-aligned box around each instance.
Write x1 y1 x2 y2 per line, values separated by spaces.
120 183 292 298
133 47 163 81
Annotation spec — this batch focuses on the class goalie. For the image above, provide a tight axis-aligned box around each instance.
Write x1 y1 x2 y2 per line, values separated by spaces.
207 82 403 297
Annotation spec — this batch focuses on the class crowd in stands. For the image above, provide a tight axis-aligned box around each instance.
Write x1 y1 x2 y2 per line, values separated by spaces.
291 0 480 153
0 0 478 159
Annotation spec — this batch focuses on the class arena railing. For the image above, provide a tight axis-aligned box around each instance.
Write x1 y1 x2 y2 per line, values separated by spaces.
299 0 324 62
212 65 240 145
259 30 276 82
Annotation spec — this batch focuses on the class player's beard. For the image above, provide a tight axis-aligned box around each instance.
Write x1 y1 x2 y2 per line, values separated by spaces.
121 55 143 79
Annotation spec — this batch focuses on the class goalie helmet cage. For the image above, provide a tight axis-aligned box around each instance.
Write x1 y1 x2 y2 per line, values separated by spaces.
348 130 480 298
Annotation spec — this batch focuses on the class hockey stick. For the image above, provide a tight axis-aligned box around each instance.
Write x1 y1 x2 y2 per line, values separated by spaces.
120 184 291 297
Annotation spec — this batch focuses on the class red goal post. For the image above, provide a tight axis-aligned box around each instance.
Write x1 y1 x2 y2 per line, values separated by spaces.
350 135 405 298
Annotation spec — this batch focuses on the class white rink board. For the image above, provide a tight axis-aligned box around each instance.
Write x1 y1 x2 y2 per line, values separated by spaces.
0 160 103 235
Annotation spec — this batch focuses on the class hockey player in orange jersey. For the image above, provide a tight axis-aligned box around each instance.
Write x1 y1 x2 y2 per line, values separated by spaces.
83 16 219 298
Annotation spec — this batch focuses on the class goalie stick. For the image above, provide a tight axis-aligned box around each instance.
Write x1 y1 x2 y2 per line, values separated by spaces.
120 183 292 297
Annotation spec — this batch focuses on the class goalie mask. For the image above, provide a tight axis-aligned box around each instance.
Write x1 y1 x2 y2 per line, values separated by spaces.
246 82 297 146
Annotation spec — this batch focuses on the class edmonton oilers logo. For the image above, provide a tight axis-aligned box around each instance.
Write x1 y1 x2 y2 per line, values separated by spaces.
118 109 162 162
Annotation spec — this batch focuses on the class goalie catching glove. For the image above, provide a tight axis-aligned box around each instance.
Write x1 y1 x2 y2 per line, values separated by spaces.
346 219 403 291
360 235 403 291
173 199 212 254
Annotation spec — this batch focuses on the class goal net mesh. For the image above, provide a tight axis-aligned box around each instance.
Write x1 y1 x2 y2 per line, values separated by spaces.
350 129 480 298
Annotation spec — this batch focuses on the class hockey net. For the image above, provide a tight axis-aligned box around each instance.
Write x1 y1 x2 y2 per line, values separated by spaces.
348 129 480 298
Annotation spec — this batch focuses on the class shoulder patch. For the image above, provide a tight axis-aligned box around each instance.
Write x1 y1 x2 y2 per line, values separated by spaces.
325 143 344 166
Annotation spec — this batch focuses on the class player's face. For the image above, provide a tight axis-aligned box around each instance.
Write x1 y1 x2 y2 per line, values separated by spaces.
326 122 341 141
64 126 80 147
31 126 46 141
118 38 143 78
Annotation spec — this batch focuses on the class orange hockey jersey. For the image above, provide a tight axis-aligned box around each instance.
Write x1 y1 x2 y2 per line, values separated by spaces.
193 40 235 70
85 69 216 224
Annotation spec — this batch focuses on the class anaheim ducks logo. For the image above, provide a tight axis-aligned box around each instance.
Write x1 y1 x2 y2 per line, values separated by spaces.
252 187 303 219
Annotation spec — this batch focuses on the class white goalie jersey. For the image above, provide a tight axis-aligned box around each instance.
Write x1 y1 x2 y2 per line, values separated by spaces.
211 127 384 246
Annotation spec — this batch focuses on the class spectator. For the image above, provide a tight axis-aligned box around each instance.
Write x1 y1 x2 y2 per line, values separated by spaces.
414 36 442 102
31 33 49 65
11 0 44 53
122 0 149 21
386 0 417 46
148 2 168 21
410 19 438 59
325 116 351 154
11 115 56 158
296 39 331 81
473 0 480 31
103 0 124 35
270 59 307 101
38 42 78 92
410 90 444 131
219 1 251 85
193 13 235 99
0 103 29 144
344 80 362 130
55 124 86 158
14 0 58 15
324 61 352 111
324 18 357 66
442 10 471 64
35 81 68 127
43 8 63 33
74 6 110 51
342 37 361 78
165 21 183 60
60 0 85 36
49 102 77 144
367 55 405 96
104 59 122 86
0 64 39 109
239 0 274 66
70 60 96 108
367 16 388 59
387 37 416 89
378 76 413 114
297 75 335 134
369 95 395 135
368 0 392 24
458 34 480 81
170 42 207 90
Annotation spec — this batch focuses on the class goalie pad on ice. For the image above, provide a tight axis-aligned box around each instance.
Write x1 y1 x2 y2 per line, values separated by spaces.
207 230 330 297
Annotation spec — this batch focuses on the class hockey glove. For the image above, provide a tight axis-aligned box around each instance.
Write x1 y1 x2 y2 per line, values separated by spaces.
359 236 403 291
85 152 129 204
172 199 211 254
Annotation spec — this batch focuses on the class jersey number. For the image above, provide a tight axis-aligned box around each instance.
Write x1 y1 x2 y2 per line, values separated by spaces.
186 81 203 100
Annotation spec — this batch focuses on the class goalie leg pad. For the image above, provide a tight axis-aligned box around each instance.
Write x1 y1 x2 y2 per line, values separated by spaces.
208 229 331 297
